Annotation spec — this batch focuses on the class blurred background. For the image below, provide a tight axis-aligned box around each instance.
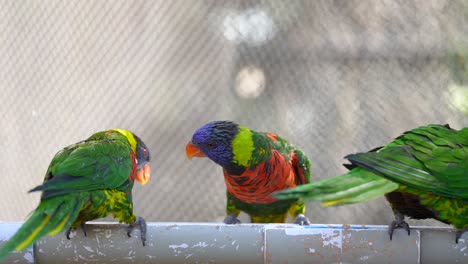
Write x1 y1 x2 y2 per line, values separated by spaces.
1 0 467 228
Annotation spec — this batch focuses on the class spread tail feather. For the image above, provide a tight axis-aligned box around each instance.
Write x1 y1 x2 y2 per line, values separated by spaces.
273 168 399 206
0 195 85 261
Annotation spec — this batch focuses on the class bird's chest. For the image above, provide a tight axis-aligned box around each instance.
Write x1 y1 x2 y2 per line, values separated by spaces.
224 152 296 204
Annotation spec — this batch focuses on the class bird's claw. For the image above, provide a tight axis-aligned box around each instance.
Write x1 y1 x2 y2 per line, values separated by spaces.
127 216 147 246
223 213 241 224
294 214 311 225
388 218 410 240
81 222 87 237
65 222 87 240
455 229 466 244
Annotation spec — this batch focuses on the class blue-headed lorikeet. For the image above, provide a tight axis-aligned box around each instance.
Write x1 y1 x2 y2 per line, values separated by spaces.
186 120 311 225
275 124 468 242
0 129 151 261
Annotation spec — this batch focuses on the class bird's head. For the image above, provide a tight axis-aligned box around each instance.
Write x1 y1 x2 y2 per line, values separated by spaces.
185 121 239 168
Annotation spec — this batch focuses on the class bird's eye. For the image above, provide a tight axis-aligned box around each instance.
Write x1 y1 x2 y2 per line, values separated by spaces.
143 148 148 157
206 142 216 149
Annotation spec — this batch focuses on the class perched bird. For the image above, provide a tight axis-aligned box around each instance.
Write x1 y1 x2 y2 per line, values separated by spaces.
0 129 151 261
274 124 468 242
186 120 311 225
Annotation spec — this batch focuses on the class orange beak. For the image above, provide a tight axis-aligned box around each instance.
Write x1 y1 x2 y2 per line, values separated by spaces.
135 164 151 185
185 142 206 160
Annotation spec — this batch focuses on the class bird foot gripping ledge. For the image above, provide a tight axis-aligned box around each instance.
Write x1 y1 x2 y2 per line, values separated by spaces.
0 222 466 263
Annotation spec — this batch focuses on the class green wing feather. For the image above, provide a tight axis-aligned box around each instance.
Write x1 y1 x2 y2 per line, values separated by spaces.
347 124 468 200
274 124 468 206
30 135 133 198
274 167 399 206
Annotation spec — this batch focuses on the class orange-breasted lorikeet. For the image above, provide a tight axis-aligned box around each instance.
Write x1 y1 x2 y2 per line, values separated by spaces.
275 124 468 243
186 120 311 225
0 129 151 261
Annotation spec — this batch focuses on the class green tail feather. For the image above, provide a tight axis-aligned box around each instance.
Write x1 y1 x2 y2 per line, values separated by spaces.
0 195 85 261
273 168 399 206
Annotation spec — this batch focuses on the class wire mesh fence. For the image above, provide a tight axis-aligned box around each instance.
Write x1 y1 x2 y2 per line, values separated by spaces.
1 0 467 228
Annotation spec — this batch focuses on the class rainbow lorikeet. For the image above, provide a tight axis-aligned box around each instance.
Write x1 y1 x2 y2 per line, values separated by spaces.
0 129 151 261
186 121 311 225
274 124 468 243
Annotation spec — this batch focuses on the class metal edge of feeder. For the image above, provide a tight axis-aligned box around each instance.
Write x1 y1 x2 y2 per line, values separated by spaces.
0 222 466 263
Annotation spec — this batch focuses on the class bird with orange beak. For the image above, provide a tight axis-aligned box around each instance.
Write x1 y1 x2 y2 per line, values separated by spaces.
186 120 311 225
0 129 151 261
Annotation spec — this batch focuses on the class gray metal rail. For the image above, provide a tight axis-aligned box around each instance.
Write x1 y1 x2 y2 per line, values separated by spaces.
0 222 466 263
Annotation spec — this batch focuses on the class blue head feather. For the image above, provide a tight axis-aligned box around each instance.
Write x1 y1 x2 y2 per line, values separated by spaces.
191 121 240 169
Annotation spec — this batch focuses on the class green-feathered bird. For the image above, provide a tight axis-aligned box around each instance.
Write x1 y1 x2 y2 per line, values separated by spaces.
0 129 151 261
274 124 468 242
186 120 311 225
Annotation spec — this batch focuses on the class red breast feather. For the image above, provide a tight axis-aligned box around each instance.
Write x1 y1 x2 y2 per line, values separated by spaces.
223 149 296 204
